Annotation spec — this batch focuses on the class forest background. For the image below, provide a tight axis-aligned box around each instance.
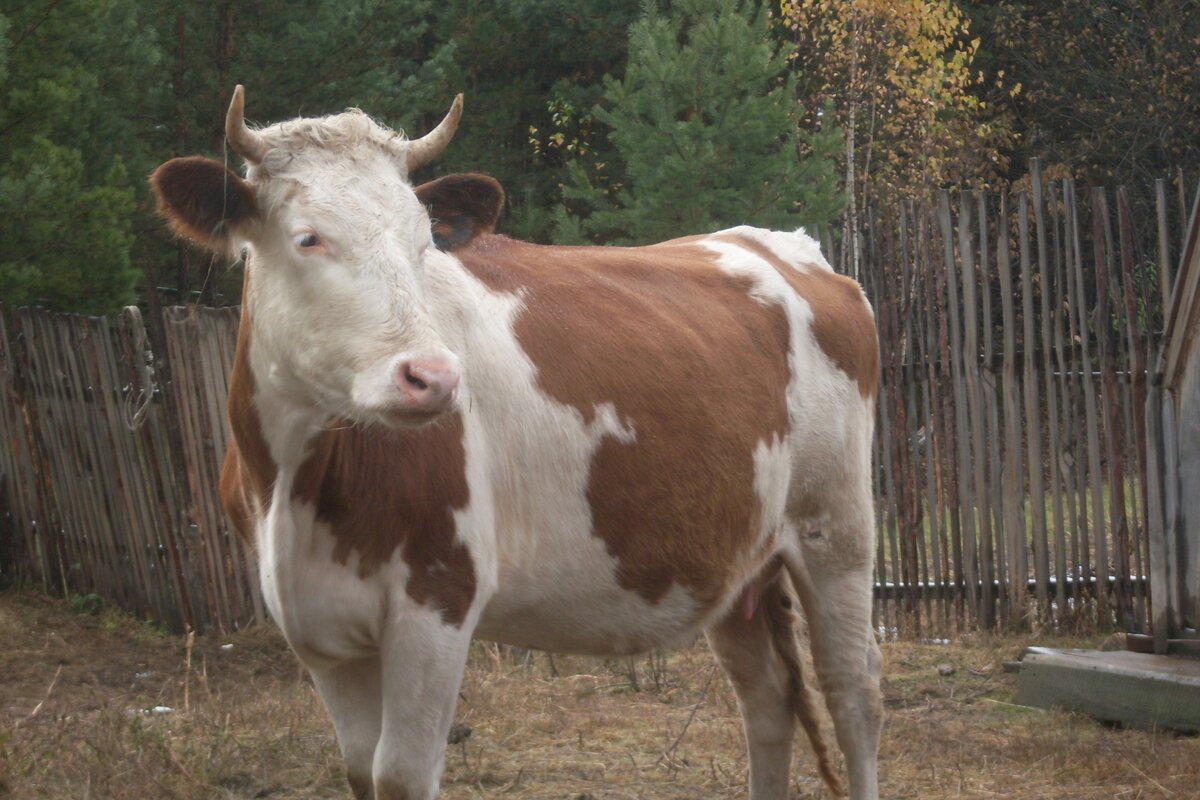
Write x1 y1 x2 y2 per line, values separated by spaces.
1 0 1197 313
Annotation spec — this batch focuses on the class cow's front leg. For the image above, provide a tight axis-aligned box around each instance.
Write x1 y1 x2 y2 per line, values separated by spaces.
311 658 384 799
371 608 474 800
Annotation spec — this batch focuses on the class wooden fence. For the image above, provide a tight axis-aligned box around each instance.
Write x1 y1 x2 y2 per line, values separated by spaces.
0 163 1195 635
0 306 256 632
848 161 1196 636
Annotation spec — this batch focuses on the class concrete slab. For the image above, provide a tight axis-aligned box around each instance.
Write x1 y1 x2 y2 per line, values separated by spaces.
1017 647 1200 732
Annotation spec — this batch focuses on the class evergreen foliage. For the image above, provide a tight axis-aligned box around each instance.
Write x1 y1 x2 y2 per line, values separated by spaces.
0 0 149 313
556 0 844 245
424 1 641 240
0 139 136 313
0 0 1195 312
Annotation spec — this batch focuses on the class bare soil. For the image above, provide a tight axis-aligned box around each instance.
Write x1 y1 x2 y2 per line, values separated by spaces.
1 588 1196 799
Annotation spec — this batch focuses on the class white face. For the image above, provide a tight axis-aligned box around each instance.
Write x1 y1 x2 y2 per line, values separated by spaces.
241 137 461 428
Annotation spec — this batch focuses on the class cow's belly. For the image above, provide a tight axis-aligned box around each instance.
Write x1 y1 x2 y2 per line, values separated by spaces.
474 538 759 655
476 578 716 656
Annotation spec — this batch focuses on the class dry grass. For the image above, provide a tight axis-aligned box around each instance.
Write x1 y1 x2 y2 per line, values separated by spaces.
1 588 1196 799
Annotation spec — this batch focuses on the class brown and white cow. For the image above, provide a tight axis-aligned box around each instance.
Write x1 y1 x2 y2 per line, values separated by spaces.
150 87 882 800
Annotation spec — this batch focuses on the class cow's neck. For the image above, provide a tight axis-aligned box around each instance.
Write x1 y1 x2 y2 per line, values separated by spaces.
419 240 547 432
228 270 326 511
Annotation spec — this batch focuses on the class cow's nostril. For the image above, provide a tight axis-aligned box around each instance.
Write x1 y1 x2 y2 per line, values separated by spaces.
404 366 429 391
395 356 461 414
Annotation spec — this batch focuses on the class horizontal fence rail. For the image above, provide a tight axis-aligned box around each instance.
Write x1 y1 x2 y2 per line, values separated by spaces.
0 164 1195 636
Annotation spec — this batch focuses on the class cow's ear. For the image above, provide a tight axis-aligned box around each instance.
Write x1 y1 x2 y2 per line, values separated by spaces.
415 173 505 251
150 156 258 253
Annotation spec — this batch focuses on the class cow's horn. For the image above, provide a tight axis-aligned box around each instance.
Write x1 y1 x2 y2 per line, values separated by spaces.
405 94 463 173
225 85 267 164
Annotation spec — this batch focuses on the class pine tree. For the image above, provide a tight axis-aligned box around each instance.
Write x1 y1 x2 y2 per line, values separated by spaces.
0 0 149 313
425 0 642 241
555 0 844 245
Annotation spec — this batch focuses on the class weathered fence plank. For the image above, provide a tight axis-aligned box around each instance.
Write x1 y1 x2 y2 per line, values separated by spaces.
997 192 1024 626
1018 192 1048 612
1041 178 1070 609
0 309 53 586
913 203 949 630
1067 178 1111 622
958 191 990 627
976 191 1001 630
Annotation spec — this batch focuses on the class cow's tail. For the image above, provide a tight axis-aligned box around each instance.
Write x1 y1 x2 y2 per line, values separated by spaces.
763 575 847 797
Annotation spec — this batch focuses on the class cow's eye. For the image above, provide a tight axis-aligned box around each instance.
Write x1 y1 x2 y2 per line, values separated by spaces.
293 231 321 250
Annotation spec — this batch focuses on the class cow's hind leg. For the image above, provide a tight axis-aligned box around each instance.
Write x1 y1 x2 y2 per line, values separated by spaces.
311 657 384 799
706 568 842 800
784 504 882 800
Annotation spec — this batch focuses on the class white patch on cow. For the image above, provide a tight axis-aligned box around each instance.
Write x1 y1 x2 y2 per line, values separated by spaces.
589 401 637 443
753 433 791 537
249 356 325 465
733 225 832 273
257 490 392 666
699 227 874 537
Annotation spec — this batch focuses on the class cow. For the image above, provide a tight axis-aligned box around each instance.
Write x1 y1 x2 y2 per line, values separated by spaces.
149 86 883 800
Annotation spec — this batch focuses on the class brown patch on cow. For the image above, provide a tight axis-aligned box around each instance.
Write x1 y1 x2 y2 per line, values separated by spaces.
291 414 476 627
414 173 505 251
149 156 258 252
457 235 791 608
220 276 277 546
347 771 372 800
222 271 475 627
714 233 879 399
374 777 414 800
218 442 255 544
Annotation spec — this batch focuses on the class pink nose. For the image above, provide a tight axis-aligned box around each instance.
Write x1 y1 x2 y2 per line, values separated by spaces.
396 357 461 414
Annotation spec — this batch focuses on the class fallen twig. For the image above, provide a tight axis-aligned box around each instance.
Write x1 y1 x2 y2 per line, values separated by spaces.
15 665 63 730
657 664 718 768
183 628 195 714
1124 757 1174 796
979 697 1043 713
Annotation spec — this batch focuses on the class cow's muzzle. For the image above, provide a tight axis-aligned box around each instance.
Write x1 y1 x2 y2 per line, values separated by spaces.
395 354 461 417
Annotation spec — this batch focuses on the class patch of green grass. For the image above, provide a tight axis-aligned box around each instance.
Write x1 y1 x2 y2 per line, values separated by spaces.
69 592 103 616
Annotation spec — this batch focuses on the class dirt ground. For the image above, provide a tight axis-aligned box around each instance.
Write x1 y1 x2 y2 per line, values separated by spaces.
1 588 1196 799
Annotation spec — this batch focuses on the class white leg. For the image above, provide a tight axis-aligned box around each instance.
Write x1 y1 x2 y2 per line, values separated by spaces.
706 595 795 799
311 658 384 799
371 610 473 800
706 571 841 799
786 518 882 800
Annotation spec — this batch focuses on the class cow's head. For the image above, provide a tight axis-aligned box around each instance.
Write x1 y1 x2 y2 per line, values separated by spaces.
150 86 500 428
